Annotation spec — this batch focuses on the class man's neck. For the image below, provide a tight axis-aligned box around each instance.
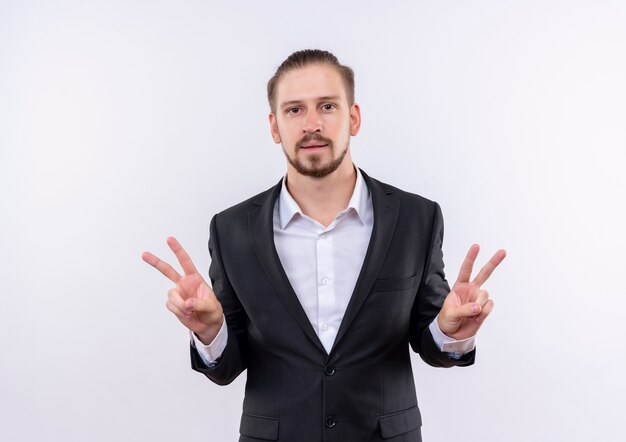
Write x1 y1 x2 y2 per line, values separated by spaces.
285 160 357 227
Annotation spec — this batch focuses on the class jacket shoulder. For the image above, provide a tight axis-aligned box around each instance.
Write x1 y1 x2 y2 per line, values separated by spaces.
362 171 440 212
213 180 280 223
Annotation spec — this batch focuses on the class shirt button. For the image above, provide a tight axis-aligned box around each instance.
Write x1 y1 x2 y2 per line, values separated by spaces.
320 233 328 240
324 366 335 376
321 323 329 331
324 416 336 428
321 278 330 285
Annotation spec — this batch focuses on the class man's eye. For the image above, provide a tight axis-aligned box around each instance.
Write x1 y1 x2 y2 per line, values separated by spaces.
322 104 335 111
288 107 300 114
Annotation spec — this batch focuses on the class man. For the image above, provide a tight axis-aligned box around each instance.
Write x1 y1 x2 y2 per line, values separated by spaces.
143 49 506 441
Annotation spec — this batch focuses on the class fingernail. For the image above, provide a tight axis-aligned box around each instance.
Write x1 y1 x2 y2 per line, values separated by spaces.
471 304 481 314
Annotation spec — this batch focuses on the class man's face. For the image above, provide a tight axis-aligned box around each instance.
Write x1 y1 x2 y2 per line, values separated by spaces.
269 64 361 178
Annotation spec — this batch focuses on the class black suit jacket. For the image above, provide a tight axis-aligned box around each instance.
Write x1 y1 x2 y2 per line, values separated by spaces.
191 171 474 441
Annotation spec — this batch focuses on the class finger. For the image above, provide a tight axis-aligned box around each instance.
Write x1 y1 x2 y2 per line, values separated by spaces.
475 289 489 308
166 299 190 318
456 244 480 283
473 249 507 286
142 251 182 284
167 237 199 276
474 299 494 323
167 288 188 311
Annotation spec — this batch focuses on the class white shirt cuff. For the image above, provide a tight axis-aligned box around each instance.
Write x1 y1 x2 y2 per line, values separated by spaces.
429 316 476 357
189 316 228 366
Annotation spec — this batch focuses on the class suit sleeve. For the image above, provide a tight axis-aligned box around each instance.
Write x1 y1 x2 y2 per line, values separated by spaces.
409 202 475 368
190 214 249 385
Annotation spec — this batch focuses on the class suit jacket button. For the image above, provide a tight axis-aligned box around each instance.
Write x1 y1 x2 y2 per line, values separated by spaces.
324 366 335 376
324 417 336 428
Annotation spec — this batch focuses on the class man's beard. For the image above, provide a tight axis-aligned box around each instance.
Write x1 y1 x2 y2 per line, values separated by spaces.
283 134 349 178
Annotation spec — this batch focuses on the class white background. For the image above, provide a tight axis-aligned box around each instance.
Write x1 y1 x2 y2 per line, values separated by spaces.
1 1 625 441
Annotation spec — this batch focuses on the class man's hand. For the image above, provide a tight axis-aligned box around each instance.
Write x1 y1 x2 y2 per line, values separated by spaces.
437 244 506 340
142 237 224 345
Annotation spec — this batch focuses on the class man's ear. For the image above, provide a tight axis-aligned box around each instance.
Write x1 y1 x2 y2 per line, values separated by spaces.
269 113 281 144
349 103 361 136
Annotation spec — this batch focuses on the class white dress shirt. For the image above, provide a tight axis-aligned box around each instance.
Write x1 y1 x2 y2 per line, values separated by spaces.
192 168 475 363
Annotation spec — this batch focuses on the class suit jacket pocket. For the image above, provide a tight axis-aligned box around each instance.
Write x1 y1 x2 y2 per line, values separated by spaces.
379 406 422 439
240 413 279 441
372 275 417 293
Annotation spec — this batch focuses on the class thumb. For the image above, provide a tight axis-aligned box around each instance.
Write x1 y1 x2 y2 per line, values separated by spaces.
446 302 482 321
185 297 211 314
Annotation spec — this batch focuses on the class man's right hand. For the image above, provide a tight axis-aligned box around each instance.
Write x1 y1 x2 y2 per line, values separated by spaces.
142 237 224 345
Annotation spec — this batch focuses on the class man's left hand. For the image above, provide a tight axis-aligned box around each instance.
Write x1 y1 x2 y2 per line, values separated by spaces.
437 244 506 340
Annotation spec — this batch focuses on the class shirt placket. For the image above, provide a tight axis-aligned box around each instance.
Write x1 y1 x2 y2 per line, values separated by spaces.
316 228 335 353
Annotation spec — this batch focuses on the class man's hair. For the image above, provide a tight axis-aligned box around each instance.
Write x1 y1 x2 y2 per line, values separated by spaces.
267 49 355 113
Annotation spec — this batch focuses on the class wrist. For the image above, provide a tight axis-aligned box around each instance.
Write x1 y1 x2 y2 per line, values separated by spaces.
196 315 224 345
436 315 456 338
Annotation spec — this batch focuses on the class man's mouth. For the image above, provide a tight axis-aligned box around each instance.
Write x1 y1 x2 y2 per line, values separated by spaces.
300 143 328 149
297 134 332 151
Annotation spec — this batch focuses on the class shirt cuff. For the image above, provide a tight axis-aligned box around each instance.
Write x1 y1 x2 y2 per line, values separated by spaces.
429 316 476 358
189 316 228 366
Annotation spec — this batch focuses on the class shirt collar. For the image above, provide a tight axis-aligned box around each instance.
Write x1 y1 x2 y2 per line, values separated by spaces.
278 166 370 230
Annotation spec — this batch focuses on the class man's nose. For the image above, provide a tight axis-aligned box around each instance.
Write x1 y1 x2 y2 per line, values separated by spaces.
302 110 322 133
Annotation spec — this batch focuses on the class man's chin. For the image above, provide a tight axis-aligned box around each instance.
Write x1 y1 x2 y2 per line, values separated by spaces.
290 158 342 178
289 149 349 178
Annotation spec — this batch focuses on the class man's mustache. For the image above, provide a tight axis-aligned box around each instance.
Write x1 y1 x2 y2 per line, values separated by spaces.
296 134 333 149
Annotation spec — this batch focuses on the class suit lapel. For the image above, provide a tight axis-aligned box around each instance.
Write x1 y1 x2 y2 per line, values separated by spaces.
248 181 327 355
331 171 399 353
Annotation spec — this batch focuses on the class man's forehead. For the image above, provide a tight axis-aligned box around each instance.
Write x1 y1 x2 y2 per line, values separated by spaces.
275 64 347 105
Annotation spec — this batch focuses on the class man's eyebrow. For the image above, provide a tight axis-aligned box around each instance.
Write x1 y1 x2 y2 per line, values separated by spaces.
280 96 341 108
